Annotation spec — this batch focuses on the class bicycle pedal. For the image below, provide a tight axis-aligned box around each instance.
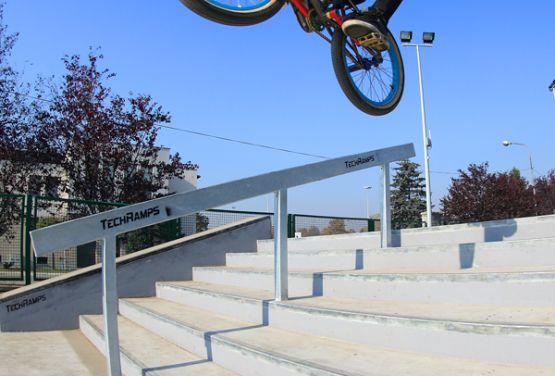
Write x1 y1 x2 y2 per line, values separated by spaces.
358 32 389 51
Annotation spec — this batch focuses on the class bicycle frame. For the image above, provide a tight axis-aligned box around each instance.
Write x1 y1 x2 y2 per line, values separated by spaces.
288 0 342 25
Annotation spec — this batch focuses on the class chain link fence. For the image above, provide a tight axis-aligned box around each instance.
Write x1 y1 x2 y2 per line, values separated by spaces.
290 214 376 238
0 194 25 281
1 193 377 285
31 196 126 280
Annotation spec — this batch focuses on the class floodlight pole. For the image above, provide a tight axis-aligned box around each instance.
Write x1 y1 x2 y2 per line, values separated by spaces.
363 185 372 218
403 41 434 227
502 140 536 186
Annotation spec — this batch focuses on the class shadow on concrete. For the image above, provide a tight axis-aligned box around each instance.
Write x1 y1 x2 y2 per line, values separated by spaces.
312 273 324 296
391 230 401 247
458 219 518 270
203 324 264 361
483 219 518 242
262 299 271 326
355 249 364 270
463 218 518 242
391 218 519 249
458 243 475 269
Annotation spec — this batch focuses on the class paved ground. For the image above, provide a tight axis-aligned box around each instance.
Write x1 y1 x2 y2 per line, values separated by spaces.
0 330 106 376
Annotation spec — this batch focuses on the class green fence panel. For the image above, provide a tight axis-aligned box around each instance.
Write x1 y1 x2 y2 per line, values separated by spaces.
2 192 377 284
291 214 376 237
32 196 126 281
0 193 25 281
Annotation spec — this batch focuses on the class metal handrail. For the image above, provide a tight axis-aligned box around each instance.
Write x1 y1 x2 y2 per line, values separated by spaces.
29 143 415 376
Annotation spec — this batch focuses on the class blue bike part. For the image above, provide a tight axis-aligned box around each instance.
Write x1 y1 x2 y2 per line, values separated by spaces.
179 0 284 26
344 41 401 108
331 28 405 115
204 0 273 12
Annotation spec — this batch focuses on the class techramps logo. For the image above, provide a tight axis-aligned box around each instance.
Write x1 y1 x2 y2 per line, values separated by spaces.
100 206 162 230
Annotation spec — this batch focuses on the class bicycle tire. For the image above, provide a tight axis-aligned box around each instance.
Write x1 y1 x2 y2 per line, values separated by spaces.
331 27 404 116
179 0 285 26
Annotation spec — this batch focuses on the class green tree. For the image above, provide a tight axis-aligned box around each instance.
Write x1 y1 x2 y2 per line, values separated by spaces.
390 160 426 229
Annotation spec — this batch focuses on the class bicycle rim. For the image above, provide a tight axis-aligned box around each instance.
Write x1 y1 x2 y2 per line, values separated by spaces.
204 0 275 12
342 37 402 108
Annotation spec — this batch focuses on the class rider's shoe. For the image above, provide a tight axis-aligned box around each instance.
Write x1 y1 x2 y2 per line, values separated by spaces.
342 13 389 51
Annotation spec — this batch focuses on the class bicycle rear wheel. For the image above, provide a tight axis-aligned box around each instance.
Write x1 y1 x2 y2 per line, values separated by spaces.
179 0 285 26
331 28 404 116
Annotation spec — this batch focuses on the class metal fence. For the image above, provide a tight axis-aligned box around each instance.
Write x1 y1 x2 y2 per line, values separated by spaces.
31 196 127 282
0 193 25 281
0 193 377 285
290 214 376 237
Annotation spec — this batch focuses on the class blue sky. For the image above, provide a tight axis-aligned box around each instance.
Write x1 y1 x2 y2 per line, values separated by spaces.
5 1 555 217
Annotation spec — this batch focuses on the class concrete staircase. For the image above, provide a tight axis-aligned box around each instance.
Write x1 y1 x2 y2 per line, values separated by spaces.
80 216 555 375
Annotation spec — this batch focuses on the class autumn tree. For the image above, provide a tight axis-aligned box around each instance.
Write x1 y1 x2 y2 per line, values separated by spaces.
534 170 555 215
42 51 197 210
441 163 535 223
390 160 426 229
321 218 348 235
300 225 320 237
0 4 55 236
488 170 535 219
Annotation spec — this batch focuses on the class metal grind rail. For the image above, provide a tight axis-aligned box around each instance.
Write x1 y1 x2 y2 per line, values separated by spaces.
30 143 415 376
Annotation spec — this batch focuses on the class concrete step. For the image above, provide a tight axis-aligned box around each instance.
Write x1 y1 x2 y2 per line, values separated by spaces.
156 280 555 367
192 266 555 306
79 314 237 376
256 214 555 252
158 280 555 325
119 297 555 375
229 237 555 270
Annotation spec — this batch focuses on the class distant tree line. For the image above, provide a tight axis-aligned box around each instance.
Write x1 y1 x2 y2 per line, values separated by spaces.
390 160 555 229
441 163 555 223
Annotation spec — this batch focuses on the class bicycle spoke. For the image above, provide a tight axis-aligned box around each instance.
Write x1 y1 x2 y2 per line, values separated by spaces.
344 38 399 105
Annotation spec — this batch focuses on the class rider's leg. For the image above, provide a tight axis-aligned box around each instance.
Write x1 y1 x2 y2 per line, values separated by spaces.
342 0 403 51
371 0 403 23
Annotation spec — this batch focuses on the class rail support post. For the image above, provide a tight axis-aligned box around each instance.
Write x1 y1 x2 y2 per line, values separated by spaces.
102 236 121 376
274 189 288 301
381 163 392 248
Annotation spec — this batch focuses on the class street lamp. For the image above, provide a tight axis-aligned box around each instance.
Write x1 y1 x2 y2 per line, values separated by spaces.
401 31 435 227
502 140 535 184
363 185 372 218
549 79 555 101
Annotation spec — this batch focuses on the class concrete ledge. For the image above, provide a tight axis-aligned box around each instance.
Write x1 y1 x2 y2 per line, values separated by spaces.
118 298 350 376
0 216 271 331
228 237 555 270
156 281 555 336
120 297 555 371
192 266 555 306
257 214 555 252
